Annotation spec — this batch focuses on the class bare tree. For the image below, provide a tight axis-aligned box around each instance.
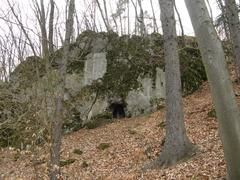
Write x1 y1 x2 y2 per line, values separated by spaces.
0 34 15 81
215 0 230 39
174 1 185 46
224 0 240 82
155 0 195 167
49 0 55 54
137 0 146 36
95 0 111 31
7 0 37 56
32 0 49 58
102 0 110 29
185 0 240 179
127 0 130 34
49 0 75 179
131 0 146 36
150 0 158 32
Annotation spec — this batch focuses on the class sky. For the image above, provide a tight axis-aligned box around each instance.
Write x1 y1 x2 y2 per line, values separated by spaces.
0 0 221 36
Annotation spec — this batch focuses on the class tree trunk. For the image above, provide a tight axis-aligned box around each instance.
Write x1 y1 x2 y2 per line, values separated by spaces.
150 0 158 33
131 0 138 34
184 0 240 179
49 0 75 179
225 0 240 82
103 0 110 30
49 0 55 54
33 0 49 70
137 0 146 36
173 0 185 47
39 0 49 58
156 0 195 167
206 0 213 22
128 0 130 34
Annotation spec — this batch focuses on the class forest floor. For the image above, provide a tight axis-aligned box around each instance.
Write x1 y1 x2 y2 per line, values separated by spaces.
2 74 240 179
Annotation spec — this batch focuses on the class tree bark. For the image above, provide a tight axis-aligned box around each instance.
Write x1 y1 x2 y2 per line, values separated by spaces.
49 0 75 179
33 0 49 58
49 0 55 54
224 0 240 82
137 0 146 36
128 0 130 34
184 0 240 179
103 0 110 29
156 0 195 167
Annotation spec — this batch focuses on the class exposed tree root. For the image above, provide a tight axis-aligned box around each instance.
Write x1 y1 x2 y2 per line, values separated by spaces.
142 143 197 172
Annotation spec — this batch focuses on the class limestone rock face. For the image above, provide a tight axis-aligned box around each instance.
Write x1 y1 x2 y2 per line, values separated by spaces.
74 55 166 122
83 52 107 86
126 70 166 116
7 32 167 129
64 51 166 123
0 32 206 147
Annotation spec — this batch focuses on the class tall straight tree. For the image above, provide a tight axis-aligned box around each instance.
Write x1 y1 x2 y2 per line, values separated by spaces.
224 0 240 81
156 0 195 167
49 0 55 54
49 0 75 179
33 0 49 58
184 0 240 179
137 0 146 36
150 0 158 32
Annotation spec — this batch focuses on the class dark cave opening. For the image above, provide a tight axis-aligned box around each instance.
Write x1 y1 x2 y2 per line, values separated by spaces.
110 103 126 119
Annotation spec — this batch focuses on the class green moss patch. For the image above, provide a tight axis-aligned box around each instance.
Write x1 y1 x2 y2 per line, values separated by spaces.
158 121 166 129
97 143 111 150
73 149 83 155
179 47 207 95
60 159 76 167
81 161 89 168
208 108 217 118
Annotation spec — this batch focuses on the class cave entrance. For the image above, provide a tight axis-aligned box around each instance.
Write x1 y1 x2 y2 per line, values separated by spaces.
110 103 126 119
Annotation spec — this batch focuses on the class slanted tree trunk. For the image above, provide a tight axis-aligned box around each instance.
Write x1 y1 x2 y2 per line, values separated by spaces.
102 0 110 30
184 0 240 179
156 0 195 167
49 0 75 179
224 0 240 82
206 0 213 22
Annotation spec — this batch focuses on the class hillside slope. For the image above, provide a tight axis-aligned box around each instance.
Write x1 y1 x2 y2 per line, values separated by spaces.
1 81 236 179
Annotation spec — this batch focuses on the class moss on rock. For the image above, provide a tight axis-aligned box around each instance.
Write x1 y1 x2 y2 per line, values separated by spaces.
1 31 207 148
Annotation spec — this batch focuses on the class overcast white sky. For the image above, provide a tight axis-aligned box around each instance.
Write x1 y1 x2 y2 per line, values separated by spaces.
0 0 221 78
0 0 221 36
